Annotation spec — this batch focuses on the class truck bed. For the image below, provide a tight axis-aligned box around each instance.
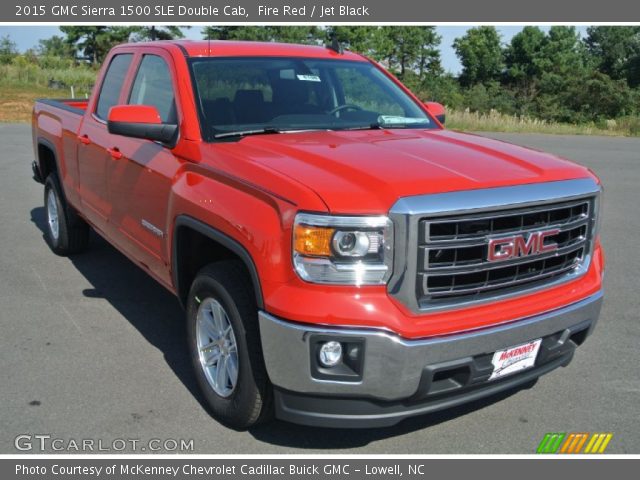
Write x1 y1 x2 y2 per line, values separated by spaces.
36 98 88 115
32 98 88 190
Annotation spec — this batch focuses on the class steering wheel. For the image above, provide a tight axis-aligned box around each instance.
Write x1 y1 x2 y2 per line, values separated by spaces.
328 104 363 116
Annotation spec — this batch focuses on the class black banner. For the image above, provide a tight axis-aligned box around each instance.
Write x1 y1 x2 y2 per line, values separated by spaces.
4 459 639 480
4 0 640 22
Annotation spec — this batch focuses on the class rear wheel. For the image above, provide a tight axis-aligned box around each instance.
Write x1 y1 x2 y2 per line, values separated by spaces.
186 260 272 429
44 173 90 255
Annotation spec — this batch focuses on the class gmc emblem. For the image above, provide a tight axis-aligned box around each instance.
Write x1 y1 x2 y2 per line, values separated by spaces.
487 229 560 262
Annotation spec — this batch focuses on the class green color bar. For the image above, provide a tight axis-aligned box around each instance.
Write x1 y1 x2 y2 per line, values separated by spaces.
537 433 552 453
537 433 566 453
549 433 566 453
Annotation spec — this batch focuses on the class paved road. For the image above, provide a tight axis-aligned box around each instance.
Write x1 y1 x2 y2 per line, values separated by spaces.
1 124 638 454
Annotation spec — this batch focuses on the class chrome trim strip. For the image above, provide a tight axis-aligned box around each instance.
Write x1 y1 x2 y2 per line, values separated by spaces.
424 241 586 275
425 262 581 297
141 219 164 237
388 178 601 313
425 215 589 247
391 178 600 217
295 213 390 228
425 198 589 226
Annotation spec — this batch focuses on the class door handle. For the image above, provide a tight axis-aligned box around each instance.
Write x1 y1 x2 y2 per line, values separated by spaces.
107 147 122 160
78 134 90 145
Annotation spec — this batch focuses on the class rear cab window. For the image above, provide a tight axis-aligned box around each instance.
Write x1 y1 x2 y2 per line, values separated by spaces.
128 55 177 124
95 54 133 120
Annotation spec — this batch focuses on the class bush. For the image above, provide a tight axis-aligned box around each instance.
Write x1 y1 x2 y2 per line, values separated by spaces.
615 116 640 135
461 81 517 115
0 54 96 96
417 74 464 110
568 72 638 120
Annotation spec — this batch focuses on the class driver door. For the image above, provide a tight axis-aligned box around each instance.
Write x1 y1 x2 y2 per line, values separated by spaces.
106 51 181 283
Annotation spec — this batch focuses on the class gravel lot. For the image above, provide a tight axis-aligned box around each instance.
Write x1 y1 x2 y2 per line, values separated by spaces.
1 123 638 454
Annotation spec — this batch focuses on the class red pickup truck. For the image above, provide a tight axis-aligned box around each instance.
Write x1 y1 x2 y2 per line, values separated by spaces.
32 40 604 429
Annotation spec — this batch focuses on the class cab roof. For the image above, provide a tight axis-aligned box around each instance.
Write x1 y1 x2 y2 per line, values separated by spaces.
120 40 367 61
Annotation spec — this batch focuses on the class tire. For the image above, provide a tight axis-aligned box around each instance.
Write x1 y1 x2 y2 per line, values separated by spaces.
186 260 272 429
44 173 90 255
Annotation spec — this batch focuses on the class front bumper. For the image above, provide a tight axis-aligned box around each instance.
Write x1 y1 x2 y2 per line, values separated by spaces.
259 290 603 427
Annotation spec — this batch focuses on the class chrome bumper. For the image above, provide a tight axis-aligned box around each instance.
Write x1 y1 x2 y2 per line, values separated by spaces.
259 291 603 402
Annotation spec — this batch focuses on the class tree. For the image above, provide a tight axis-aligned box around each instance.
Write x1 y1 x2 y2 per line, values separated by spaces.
567 71 637 120
419 73 464 109
586 26 640 87
326 26 379 55
505 26 546 84
202 26 320 44
453 27 504 87
60 27 132 64
370 27 441 79
503 27 546 114
37 35 74 58
0 35 18 64
519 26 590 122
129 26 186 41
538 26 587 74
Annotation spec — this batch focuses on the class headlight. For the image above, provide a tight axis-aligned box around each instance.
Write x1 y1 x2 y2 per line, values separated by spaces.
293 213 393 285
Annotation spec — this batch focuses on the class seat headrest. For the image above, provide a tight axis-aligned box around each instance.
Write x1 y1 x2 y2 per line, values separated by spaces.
233 90 264 106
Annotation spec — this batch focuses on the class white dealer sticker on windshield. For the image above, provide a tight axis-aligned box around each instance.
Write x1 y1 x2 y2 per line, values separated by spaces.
489 338 542 381
296 74 321 82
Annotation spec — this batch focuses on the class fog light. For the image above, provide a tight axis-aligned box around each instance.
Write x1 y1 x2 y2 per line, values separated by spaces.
318 341 343 367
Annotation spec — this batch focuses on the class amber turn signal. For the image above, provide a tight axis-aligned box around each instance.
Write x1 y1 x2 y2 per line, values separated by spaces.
294 225 335 257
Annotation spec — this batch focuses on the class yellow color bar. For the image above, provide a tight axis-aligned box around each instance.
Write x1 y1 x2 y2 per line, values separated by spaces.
584 433 613 453
584 434 598 453
598 434 613 453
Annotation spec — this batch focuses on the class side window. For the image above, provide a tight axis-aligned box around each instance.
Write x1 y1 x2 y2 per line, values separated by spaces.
95 54 133 120
128 55 177 124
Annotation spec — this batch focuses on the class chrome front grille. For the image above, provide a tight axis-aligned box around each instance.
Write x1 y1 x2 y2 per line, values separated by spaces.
419 199 591 302
387 178 601 313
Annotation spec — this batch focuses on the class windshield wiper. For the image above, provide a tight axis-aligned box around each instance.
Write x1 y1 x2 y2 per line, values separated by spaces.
214 127 282 139
335 123 383 131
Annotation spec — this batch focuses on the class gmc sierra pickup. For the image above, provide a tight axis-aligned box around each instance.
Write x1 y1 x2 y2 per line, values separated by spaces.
32 40 604 429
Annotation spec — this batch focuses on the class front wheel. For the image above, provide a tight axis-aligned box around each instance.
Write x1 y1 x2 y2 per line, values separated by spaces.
186 260 272 429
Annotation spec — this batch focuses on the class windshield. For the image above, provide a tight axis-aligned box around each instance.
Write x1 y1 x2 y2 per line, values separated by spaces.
189 57 437 139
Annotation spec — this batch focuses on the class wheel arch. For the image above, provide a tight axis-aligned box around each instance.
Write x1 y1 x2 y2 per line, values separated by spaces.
36 137 60 183
172 215 264 310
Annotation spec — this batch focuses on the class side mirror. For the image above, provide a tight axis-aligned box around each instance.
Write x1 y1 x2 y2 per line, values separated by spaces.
424 101 446 124
107 105 178 146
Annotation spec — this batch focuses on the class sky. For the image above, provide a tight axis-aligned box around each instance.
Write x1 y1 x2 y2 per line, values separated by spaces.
0 26 588 74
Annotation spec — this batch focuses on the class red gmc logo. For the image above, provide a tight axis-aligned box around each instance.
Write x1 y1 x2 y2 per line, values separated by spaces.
487 229 560 262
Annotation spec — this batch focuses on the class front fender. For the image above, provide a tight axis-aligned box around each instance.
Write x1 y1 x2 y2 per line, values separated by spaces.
167 165 320 309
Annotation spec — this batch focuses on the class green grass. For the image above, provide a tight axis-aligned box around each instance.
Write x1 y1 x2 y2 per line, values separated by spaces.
0 61 95 93
0 84 64 122
447 109 640 137
0 61 95 122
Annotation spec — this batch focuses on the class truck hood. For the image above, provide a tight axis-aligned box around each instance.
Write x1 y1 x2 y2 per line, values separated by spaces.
217 129 593 214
